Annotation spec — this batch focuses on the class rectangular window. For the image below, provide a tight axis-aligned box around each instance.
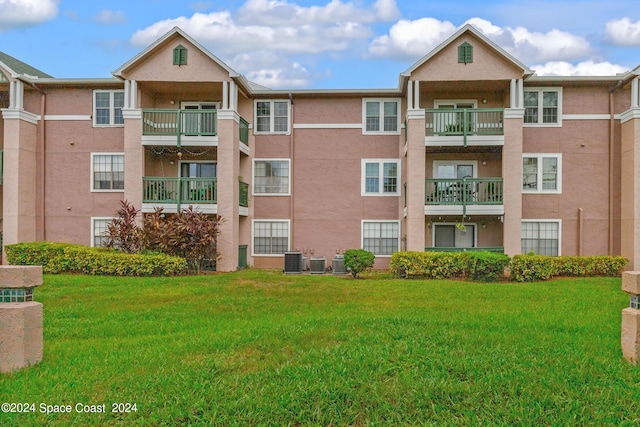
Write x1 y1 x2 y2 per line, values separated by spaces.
253 159 290 195
92 153 124 191
253 220 290 255
94 90 124 126
362 160 399 196
92 217 114 247
255 100 290 133
363 99 400 134
362 221 400 256
521 221 561 256
524 88 561 126
523 154 561 193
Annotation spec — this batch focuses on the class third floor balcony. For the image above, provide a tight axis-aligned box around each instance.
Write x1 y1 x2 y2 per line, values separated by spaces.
425 108 504 147
141 109 249 150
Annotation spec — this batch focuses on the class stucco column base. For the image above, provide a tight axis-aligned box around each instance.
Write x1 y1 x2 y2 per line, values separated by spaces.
621 308 640 364
0 302 43 373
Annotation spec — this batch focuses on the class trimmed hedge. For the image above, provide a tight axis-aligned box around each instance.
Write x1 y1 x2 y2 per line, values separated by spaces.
510 254 628 282
390 251 468 280
390 251 510 281
6 242 187 276
391 251 627 282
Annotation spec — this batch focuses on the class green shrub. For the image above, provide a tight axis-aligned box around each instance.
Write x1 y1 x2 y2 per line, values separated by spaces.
510 254 627 282
390 251 508 281
343 249 375 278
6 242 187 276
5 242 79 266
390 251 468 279
467 251 511 282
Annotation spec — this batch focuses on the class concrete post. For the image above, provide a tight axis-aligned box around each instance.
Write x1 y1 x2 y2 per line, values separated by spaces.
0 266 44 373
621 271 640 364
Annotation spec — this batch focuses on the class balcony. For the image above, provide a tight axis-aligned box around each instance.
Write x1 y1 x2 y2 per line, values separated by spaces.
425 177 504 216
425 108 504 147
142 109 217 147
142 177 250 215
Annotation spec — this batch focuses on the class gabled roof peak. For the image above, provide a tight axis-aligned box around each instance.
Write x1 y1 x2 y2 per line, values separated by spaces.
112 26 239 79
402 23 533 78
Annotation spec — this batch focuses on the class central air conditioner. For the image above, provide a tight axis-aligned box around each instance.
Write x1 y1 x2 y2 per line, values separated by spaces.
332 255 347 274
309 257 326 274
283 251 304 274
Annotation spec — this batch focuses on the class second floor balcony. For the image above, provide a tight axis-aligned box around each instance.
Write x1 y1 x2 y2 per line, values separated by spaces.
141 109 249 150
142 177 249 215
425 108 504 147
425 177 504 216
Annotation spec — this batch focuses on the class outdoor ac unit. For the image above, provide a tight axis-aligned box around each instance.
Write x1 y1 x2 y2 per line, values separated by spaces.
283 251 304 274
332 255 347 275
309 257 326 274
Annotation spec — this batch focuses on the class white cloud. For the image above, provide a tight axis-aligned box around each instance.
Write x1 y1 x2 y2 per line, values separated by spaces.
131 9 372 55
230 51 312 88
95 10 127 25
0 0 58 31
237 0 399 26
368 18 456 60
605 18 640 46
368 17 592 64
532 60 629 76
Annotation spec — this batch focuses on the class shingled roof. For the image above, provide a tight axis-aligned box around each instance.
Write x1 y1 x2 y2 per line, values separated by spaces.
0 51 52 78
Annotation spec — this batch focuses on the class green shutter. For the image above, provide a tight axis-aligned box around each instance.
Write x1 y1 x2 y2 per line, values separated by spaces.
458 42 473 64
173 45 187 65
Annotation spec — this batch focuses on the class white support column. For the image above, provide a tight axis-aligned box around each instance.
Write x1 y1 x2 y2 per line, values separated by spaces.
517 79 524 108
130 80 137 109
510 79 517 109
633 78 639 108
413 80 420 109
407 80 413 111
222 81 229 110
9 81 15 109
14 81 24 110
123 80 130 109
230 81 237 111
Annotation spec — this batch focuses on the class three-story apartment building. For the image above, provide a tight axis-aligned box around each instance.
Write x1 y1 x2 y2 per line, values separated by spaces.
2 24 640 271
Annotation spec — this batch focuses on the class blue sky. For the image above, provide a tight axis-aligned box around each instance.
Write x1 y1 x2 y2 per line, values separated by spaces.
2 0 640 89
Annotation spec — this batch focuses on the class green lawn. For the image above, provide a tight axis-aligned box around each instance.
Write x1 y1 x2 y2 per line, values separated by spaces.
1 270 639 426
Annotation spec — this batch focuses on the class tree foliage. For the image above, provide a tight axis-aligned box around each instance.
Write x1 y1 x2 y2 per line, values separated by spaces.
104 200 221 273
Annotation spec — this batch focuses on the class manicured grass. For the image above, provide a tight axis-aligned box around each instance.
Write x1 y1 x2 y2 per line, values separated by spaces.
1 270 639 426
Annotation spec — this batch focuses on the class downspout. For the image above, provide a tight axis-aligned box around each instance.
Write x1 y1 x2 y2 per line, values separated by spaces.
39 91 46 241
289 93 294 250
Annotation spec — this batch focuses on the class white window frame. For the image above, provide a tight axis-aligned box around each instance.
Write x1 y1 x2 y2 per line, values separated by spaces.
93 89 124 127
521 219 562 256
360 159 402 197
522 153 562 194
252 219 290 257
91 153 125 192
254 100 291 134
523 87 562 127
361 220 400 257
91 217 115 248
362 98 401 135
252 159 291 196
361 159 401 196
